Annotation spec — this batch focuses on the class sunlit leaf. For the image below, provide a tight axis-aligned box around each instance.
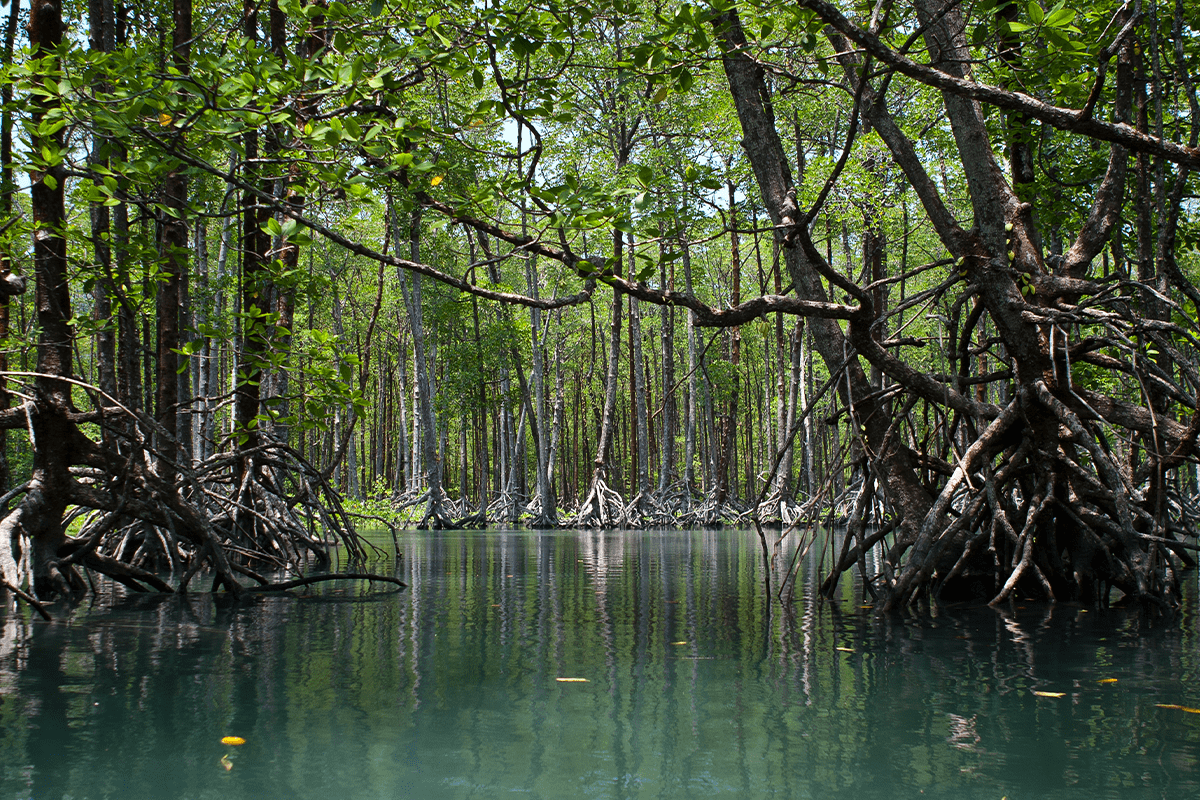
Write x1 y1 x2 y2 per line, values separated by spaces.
1033 691 1066 698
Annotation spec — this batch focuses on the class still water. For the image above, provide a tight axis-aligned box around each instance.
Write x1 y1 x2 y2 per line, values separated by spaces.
1 528 1200 799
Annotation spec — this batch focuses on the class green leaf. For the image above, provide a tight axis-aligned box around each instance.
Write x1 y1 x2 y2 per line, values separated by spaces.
1044 27 1070 48
1027 2 1044 25
1045 7 1075 26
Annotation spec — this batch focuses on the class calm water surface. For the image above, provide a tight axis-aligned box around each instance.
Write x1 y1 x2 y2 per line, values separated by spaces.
2 528 1200 799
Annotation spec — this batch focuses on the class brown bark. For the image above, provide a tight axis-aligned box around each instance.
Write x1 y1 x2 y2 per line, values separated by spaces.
235 0 272 471
12 0 87 598
156 0 191 481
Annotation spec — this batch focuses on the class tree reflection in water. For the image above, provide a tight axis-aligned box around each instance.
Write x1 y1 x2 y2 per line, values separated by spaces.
0 529 1196 799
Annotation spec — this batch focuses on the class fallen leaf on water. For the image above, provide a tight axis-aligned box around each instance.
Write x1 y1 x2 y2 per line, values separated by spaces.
859 605 874 609
556 677 589 682
220 755 233 771
671 641 688 645
1098 678 1118 684
221 736 246 746
1156 703 1200 713
836 646 854 653
1033 691 1066 698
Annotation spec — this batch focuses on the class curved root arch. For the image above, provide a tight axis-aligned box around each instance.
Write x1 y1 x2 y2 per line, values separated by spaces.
0 382 394 617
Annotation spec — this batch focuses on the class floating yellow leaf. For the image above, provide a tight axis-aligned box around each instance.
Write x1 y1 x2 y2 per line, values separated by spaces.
159 113 173 127
220 754 233 771
556 677 589 682
670 641 688 645
859 605 874 609
1033 691 1066 698
1156 703 1200 713
1098 678 1118 684
430 175 444 186
221 736 246 746
836 646 854 653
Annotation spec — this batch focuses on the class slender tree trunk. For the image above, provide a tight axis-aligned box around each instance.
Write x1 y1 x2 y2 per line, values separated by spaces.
234 0 271 479
156 0 191 481
398 207 447 525
681 235 698 492
0 0 22 502
88 0 116 406
193 219 209 461
657 226 676 493
393 327 410 495
628 236 650 505
716 179 742 504
526 255 556 524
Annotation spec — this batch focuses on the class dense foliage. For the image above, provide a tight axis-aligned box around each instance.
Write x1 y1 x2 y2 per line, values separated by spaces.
0 0 1198 611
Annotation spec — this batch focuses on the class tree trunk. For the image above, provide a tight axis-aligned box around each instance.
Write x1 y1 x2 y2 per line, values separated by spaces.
716 179 742 504
2 0 84 599
398 207 448 526
0 0 22 502
234 0 271 477
628 238 650 507
155 0 191 482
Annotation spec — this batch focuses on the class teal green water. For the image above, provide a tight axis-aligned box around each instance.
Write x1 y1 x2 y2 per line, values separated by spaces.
1 528 1200 799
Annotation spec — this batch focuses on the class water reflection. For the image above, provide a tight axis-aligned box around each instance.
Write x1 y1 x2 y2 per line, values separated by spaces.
0 529 1197 799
